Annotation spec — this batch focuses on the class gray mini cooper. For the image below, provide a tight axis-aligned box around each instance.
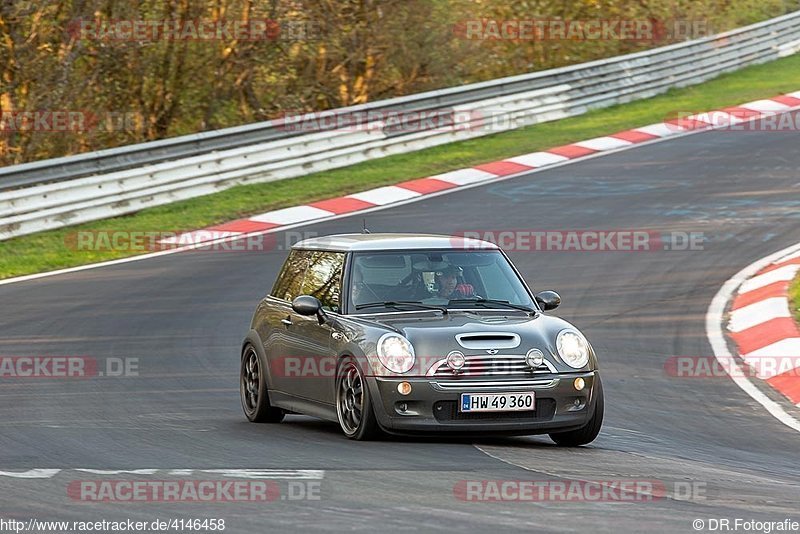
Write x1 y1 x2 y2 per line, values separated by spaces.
240 233 603 444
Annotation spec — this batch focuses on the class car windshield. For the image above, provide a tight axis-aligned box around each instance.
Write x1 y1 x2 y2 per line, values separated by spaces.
348 250 535 313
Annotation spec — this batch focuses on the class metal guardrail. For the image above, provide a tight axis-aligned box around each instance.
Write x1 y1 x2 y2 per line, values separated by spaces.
2 11 800 239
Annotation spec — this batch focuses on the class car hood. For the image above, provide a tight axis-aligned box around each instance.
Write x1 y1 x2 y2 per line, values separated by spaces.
362 311 578 368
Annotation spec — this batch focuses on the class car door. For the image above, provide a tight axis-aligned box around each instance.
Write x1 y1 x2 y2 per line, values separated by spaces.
282 249 345 405
262 249 309 397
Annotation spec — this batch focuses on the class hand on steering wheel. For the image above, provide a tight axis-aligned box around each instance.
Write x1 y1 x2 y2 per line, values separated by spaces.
454 283 475 297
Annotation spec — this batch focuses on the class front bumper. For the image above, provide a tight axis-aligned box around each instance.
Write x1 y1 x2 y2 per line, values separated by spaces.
366 371 599 435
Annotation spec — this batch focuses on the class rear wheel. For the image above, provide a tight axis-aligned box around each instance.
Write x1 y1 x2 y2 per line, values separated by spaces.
240 344 284 423
336 357 381 440
549 375 604 446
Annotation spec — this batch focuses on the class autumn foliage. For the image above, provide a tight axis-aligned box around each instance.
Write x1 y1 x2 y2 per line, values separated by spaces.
1 0 795 166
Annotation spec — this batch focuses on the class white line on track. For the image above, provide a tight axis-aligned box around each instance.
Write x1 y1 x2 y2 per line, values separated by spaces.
0 469 324 479
705 241 800 434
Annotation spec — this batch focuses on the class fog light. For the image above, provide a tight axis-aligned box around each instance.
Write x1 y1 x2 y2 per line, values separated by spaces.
574 377 585 391
397 381 412 395
525 349 545 369
446 351 465 371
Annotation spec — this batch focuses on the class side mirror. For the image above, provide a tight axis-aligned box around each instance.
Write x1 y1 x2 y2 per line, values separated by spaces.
535 290 561 311
292 295 326 323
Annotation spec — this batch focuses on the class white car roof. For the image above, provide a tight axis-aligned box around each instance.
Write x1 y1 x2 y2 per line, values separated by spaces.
292 233 499 252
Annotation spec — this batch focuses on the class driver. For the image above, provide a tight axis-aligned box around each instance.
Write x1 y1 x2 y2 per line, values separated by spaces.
434 265 474 299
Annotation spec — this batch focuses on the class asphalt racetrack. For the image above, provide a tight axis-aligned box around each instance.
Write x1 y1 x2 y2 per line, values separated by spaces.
1 127 799 532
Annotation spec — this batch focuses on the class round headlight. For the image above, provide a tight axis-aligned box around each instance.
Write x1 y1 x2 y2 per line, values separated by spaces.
376 333 415 374
525 348 545 368
556 330 590 369
446 351 466 371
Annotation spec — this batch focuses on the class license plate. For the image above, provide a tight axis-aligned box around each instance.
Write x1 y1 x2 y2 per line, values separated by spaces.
460 392 535 413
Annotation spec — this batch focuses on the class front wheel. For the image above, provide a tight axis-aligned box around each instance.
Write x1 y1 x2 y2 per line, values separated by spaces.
549 375 604 446
335 357 381 440
240 344 284 423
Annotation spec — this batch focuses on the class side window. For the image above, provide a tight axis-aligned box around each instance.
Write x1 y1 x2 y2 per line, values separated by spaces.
300 251 345 312
271 250 308 302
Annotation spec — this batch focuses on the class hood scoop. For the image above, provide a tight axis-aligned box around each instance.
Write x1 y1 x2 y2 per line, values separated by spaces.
455 332 520 350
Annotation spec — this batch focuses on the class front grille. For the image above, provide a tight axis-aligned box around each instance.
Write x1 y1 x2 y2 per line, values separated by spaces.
429 354 554 379
432 398 557 422
456 333 520 350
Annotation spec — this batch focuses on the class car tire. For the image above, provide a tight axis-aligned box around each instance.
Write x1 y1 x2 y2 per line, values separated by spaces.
240 344 285 423
336 356 382 441
549 375 604 446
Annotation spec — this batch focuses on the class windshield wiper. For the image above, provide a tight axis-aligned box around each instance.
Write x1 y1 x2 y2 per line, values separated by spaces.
448 298 534 313
355 301 448 313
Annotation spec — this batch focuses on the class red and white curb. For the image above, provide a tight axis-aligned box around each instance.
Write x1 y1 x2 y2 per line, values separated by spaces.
727 249 800 404
707 242 800 434
3 90 800 289
160 91 800 246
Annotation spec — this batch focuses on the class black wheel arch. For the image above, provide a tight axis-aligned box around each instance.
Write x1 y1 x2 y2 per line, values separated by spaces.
242 330 275 391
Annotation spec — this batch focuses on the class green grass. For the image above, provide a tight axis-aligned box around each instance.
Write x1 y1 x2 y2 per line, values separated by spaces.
3 53 800 279
790 272 800 324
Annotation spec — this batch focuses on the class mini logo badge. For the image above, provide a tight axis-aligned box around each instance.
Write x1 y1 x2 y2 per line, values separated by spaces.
486 349 499 355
